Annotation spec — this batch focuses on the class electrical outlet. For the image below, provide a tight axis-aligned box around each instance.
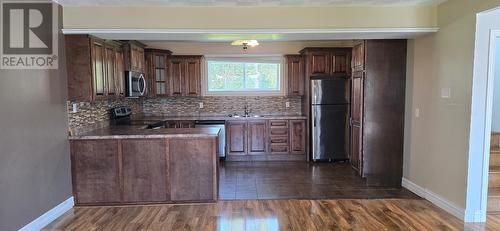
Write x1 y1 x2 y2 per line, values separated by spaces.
72 103 78 113
199 102 204 109
285 102 290 108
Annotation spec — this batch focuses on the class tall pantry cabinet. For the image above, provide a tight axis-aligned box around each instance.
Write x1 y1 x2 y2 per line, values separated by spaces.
350 40 407 187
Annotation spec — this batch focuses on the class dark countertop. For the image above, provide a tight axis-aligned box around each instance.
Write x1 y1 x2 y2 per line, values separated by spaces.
132 115 307 121
70 126 221 140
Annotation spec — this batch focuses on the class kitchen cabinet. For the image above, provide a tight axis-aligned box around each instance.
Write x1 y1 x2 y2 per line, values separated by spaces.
71 140 121 204
300 48 352 77
70 137 218 205
168 56 202 97
165 120 195 128
145 49 172 97
285 55 304 96
170 138 218 202
122 139 168 202
123 41 145 73
269 120 289 154
226 119 306 158
65 35 125 101
91 38 106 98
226 121 247 155
247 120 268 155
289 120 306 154
349 40 407 187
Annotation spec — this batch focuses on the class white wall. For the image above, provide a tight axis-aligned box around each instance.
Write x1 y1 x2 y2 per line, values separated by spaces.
492 37 500 132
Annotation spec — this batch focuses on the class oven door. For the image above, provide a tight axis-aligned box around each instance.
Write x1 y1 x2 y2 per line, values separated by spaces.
126 71 146 97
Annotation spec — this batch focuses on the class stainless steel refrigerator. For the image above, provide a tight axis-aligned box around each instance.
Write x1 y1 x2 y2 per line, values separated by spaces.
311 76 350 161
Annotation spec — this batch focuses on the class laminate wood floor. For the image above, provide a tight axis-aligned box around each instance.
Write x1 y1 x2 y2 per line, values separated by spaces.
219 162 418 200
43 199 500 231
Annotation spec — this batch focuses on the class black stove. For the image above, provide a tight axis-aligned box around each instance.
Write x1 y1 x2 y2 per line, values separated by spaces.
110 106 164 129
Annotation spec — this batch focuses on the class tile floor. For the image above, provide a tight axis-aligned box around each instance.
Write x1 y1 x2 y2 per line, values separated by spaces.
218 161 419 200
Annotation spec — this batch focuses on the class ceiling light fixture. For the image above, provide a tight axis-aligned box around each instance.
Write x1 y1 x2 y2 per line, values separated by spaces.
231 40 259 50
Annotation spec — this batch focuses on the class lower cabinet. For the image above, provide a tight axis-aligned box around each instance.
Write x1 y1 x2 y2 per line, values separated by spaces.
226 121 247 155
247 120 268 155
165 120 195 128
226 119 306 157
71 140 121 204
170 138 217 201
71 137 218 205
289 120 306 154
122 139 168 202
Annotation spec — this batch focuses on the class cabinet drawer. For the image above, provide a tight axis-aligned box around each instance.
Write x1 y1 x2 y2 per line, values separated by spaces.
270 128 288 136
269 120 288 127
270 136 288 144
270 145 289 154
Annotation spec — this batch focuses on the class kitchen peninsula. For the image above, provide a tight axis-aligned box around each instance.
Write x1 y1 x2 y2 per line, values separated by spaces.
69 126 220 205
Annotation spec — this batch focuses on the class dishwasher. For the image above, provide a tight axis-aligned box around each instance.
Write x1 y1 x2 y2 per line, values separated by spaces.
195 120 225 159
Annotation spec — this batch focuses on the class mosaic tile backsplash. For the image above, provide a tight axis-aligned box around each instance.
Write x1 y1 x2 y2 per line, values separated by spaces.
67 98 142 135
67 96 302 135
141 96 303 117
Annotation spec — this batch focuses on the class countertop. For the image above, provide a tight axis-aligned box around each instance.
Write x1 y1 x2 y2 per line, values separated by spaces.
132 115 307 121
70 126 221 140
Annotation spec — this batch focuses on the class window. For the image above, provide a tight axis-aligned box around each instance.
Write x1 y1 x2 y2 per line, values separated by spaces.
205 57 283 95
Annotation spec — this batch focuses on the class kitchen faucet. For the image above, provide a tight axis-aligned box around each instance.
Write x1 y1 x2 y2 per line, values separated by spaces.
244 105 251 117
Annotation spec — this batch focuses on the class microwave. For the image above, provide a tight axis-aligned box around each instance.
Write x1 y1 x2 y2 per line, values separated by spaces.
125 71 146 98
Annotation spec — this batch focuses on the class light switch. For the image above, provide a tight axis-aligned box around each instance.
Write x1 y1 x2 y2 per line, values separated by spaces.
415 108 420 118
441 88 451 98
285 102 290 108
72 103 78 113
199 102 204 109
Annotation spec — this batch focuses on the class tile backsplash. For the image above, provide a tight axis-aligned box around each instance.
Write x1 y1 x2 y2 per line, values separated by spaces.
67 96 302 135
67 98 142 135
141 96 302 117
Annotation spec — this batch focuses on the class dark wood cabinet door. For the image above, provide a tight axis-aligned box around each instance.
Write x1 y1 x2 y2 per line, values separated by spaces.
226 121 247 155
286 55 304 96
115 47 125 97
179 121 195 128
289 120 306 154
331 50 351 76
351 71 364 124
122 139 168 202
309 52 330 76
184 57 201 96
90 38 106 98
168 57 183 96
247 120 267 155
350 125 362 175
104 44 116 96
170 138 217 202
131 43 145 72
71 140 121 204
352 41 365 71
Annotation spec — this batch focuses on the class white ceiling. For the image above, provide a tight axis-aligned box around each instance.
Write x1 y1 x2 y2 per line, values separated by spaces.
57 0 446 7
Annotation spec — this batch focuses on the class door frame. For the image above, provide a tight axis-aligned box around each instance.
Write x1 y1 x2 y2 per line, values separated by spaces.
465 7 500 222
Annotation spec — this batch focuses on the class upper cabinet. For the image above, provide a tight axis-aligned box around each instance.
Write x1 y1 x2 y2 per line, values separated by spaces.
123 41 145 73
285 55 305 96
145 49 172 97
167 55 202 97
300 48 352 77
66 35 125 101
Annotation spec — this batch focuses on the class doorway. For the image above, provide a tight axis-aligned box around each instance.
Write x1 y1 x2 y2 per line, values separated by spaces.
466 7 500 222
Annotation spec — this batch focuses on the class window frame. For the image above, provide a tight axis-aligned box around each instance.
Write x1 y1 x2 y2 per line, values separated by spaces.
202 55 286 96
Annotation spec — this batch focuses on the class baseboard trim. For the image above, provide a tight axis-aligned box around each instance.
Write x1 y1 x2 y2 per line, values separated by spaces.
402 178 464 220
18 196 74 231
